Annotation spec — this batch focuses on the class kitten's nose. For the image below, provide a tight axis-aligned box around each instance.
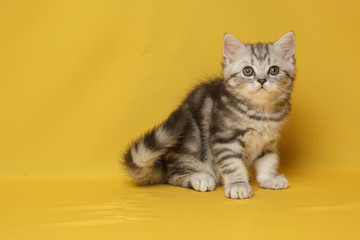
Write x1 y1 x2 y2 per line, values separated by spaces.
258 79 267 85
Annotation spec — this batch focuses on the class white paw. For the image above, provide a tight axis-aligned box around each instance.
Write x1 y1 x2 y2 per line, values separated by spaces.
190 173 216 192
258 174 288 190
225 182 253 199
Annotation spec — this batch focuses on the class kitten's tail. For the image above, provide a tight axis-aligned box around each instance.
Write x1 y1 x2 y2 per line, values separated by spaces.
123 108 186 185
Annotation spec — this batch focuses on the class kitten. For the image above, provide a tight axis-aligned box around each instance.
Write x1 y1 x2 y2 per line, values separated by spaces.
124 32 296 199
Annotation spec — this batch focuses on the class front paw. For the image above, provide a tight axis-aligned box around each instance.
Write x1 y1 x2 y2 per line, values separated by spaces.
225 182 253 199
258 174 288 190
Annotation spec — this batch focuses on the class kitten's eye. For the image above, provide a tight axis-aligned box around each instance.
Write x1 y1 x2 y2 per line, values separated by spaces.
243 66 254 77
268 66 280 76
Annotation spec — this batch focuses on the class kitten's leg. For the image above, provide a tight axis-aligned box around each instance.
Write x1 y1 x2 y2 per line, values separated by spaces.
254 151 288 190
213 141 252 199
167 154 216 192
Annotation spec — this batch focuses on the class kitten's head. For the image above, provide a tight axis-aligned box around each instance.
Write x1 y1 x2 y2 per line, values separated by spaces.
222 32 296 106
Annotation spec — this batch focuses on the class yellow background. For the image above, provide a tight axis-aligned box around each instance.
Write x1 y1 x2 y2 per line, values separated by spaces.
1 0 359 239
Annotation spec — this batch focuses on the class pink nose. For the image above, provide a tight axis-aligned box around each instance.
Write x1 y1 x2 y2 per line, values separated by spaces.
258 79 266 85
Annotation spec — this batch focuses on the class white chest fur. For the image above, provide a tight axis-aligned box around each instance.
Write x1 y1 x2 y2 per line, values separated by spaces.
243 120 282 163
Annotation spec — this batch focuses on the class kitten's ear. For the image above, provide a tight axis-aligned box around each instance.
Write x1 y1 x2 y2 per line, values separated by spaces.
223 33 245 64
274 32 295 60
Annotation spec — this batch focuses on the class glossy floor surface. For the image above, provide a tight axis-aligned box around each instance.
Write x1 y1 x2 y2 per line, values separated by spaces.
1 169 359 240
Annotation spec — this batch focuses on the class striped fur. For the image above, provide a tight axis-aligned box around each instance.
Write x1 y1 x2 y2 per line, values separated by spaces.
124 32 296 199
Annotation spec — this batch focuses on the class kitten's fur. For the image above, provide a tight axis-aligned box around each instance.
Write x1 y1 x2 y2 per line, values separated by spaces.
124 32 296 199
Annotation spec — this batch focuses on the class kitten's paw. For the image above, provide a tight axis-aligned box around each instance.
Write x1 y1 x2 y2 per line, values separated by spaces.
225 182 253 199
190 173 216 192
258 174 288 190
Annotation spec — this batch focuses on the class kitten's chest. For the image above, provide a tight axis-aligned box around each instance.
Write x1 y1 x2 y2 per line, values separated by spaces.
242 121 281 162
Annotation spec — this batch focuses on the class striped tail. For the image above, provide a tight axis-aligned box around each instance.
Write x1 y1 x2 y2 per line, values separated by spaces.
123 109 185 185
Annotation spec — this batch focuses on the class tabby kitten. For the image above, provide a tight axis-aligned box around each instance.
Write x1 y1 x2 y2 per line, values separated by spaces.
124 32 296 199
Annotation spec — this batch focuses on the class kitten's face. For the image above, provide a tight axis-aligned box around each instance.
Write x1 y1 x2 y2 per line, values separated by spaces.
222 33 296 106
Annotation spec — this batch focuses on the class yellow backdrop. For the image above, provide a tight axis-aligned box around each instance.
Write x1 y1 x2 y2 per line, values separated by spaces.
1 0 359 239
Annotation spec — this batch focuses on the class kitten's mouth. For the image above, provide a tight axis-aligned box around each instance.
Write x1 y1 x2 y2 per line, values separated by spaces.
257 86 267 92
